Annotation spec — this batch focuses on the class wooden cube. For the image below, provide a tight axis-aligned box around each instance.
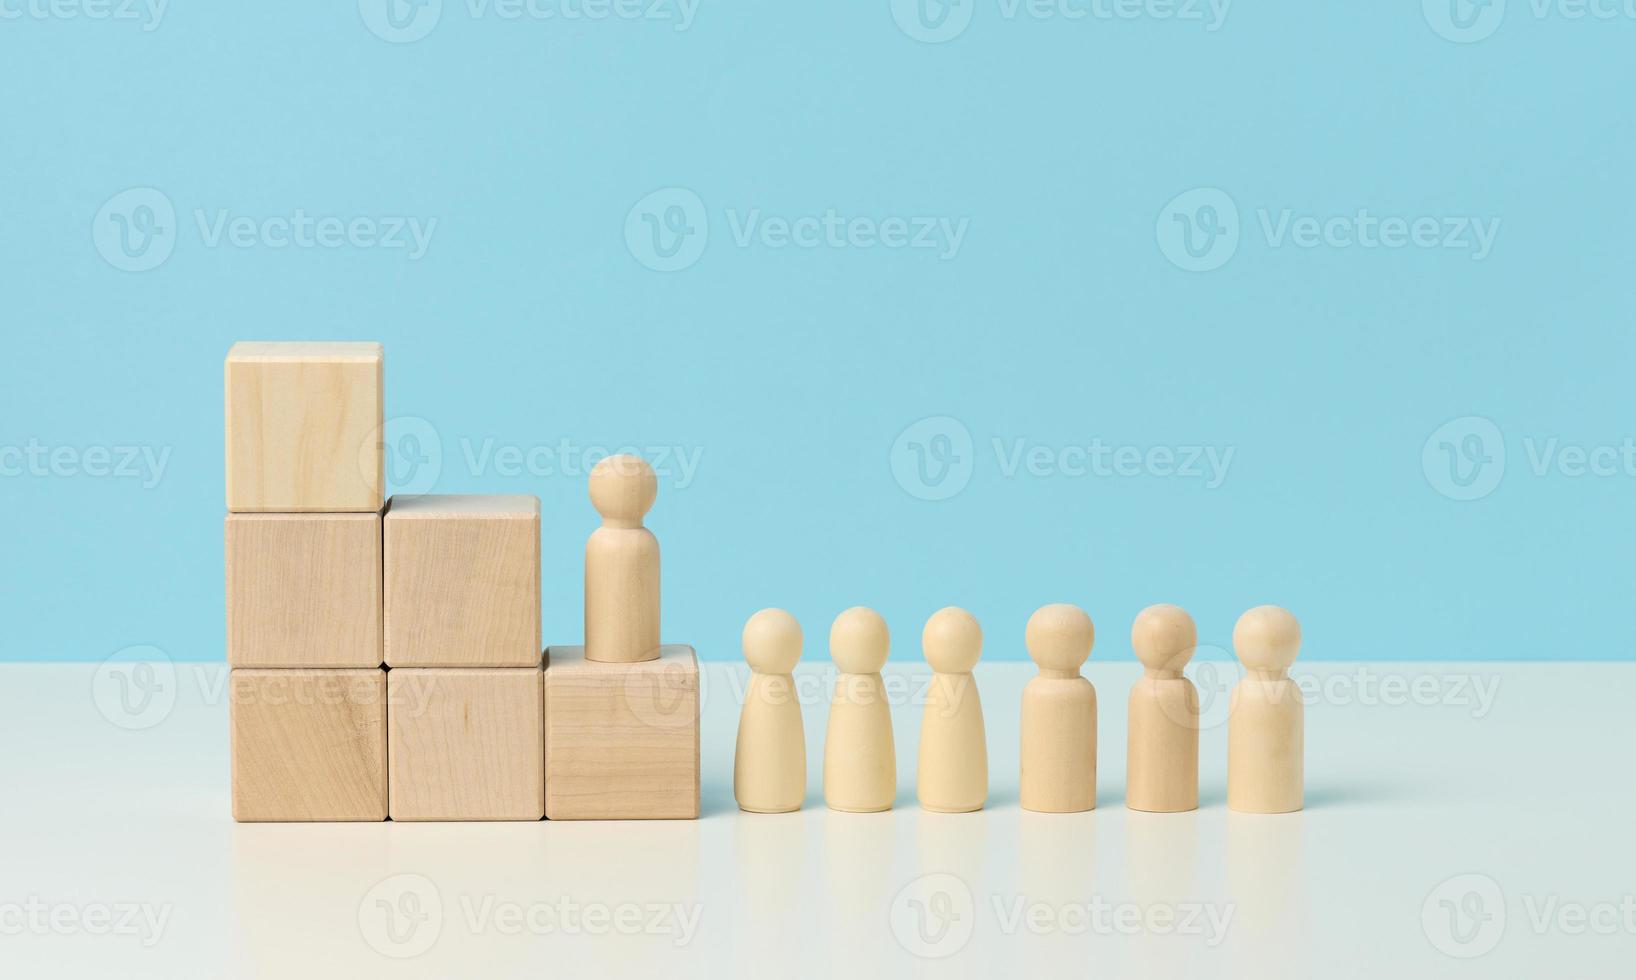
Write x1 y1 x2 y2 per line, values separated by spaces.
226 512 382 668
384 494 541 667
387 667 544 821
231 669 387 822
544 645 699 820
225 341 383 513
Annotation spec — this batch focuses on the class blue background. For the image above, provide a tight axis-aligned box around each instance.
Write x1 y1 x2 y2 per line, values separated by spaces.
3 1 1632 663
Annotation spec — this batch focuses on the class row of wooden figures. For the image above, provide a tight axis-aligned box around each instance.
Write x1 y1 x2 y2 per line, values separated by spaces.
733 603 1304 815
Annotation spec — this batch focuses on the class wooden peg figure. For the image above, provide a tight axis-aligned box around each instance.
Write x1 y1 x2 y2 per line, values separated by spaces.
1228 605 1303 814
823 607 895 813
917 607 988 813
1126 604 1200 813
585 454 660 664
734 608 807 813
1020 603 1097 813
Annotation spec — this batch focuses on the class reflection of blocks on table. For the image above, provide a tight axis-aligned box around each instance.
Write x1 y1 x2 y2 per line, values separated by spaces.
224 341 383 513
385 495 541 667
230 669 387 822
544 645 699 820
387 667 544 821
226 512 382 667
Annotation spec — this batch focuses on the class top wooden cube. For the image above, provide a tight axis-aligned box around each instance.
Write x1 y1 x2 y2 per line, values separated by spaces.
225 341 384 513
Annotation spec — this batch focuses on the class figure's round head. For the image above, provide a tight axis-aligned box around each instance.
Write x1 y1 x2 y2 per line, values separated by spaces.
1025 603 1094 673
829 606 889 673
1233 605 1301 672
742 608 802 674
1131 604 1197 673
922 606 982 673
588 454 656 523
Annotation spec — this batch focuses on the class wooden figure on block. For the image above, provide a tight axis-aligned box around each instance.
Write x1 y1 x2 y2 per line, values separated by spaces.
384 494 541 667
388 667 545 821
917 607 988 813
585 454 660 664
734 609 807 814
226 512 382 668
224 341 383 513
823 607 895 813
1020 603 1097 813
1228 605 1304 814
231 668 387 822
1126 604 1200 813
544 645 700 819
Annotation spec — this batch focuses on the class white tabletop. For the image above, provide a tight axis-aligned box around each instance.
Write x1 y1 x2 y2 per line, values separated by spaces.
0 660 1627 978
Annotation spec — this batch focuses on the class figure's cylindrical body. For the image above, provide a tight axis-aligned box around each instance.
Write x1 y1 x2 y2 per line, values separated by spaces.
1228 676 1303 813
1019 675 1097 813
917 672 988 813
734 672 806 813
823 672 896 812
584 526 659 663
1126 675 1199 813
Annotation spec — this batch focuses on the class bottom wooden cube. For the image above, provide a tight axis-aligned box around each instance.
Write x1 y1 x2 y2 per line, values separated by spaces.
231 669 387 822
544 645 699 820
387 667 544 821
